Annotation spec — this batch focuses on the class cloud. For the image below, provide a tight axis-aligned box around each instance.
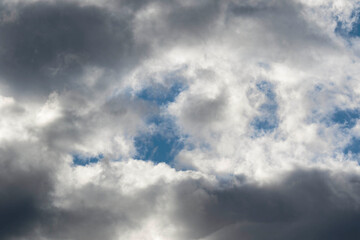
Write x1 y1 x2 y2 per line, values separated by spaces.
1 0 360 239
0 0 146 98
0 140 56 240
197 169 360 240
2 158 360 240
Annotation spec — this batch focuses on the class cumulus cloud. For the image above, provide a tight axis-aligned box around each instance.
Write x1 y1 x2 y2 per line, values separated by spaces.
0 0 146 98
1 0 360 239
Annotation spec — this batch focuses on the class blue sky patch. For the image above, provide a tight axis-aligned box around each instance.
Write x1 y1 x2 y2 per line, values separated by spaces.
335 21 350 38
72 153 104 166
335 10 360 38
137 82 186 106
344 138 360 155
134 78 187 164
251 81 279 135
331 109 360 129
349 14 360 37
134 116 184 164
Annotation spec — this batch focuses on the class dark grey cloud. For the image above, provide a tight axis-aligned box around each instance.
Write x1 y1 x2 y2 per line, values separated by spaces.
1 175 168 240
0 169 50 240
0 1 145 98
0 143 54 240
171 169 360 240
228 0 270 16
0 142 164 240
1 1 359 240
1 151 360 240
115 0 150 11
0 0 224 100
165 0 221 36
131 0 223 47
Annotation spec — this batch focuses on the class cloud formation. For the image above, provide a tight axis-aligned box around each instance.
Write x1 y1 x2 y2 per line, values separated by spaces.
0 0 146 98
1 0 360 239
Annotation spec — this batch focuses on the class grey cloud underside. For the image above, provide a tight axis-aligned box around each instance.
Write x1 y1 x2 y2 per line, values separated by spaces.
0 1 144 97
2 165 360 240
0 0 222 98
1 0 360 239
0 143 54 240
0 168 50 240
173 170 360 240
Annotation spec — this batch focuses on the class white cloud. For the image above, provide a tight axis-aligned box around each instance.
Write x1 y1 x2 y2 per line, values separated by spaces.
1 0 360 239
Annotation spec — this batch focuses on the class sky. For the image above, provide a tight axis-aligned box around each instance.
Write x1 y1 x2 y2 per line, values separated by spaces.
1 0 360 239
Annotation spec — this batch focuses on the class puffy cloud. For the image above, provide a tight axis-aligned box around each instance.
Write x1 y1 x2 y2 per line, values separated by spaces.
1 0 360 239
2 156 360 240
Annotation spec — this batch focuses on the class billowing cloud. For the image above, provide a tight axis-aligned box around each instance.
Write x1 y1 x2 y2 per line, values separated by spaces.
1 0 360 239
0 0 146 98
